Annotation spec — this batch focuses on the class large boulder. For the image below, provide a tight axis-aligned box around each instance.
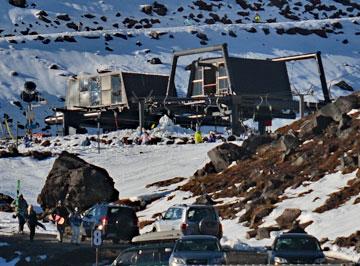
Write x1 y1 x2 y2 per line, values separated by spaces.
242 135 274 154
275 208 302 229
207 143 248 172
37 151 119 211
9 0 26 7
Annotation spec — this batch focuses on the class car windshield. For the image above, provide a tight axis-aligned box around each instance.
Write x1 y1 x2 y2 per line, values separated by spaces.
186 207 217 222
275 237 321 252
117 246 172 266
175 239 220 252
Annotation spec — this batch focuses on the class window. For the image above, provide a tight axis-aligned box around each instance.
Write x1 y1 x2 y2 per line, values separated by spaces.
175 239 220 252
217 64 229 95
163 208 183 220
192 67 203 96
186 207 217 222
111 75 122 104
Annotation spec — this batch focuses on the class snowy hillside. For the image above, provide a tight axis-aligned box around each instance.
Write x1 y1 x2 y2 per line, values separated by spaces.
0 0 359 134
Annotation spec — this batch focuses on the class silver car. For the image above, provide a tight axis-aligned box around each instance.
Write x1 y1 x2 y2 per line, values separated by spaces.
153 204 222 239
169 235 227 266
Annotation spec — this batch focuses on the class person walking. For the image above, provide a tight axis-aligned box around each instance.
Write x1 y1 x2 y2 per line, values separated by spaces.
52 200 69 243
11 194 28 233
26 205 37 241
69 207 82 244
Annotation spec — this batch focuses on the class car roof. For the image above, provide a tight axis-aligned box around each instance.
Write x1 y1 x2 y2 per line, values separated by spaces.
179 235 219 240
277 233 318 239
172 204 214 209
122 242 174 252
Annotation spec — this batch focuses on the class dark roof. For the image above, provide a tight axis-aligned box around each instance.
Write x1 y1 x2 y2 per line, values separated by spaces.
227 57 292 98
121 72 171 100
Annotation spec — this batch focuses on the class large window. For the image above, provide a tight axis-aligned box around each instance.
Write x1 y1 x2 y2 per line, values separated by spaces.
218 64 229 95
111 75 122 104
192 67 203 96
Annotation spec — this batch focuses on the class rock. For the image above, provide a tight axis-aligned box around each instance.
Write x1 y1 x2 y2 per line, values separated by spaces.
338 113 352 131
141 4 153 15
194 162 216 177
8 0 26 8
49 64 60 70
207 143 249 172
113 33 127 40
41 140 51 147
0 193 14 212
256 227 271 240
30 150 52 160
84 13 95 19
63 35 77 42
275 208 301 229
279 133 300 152
153 1 167 16
299 115 333 138
196 32 208 41
56 14 71 21
227 135 236 141
242 135 273 154
37 151 119 211
66 22 78 31
148 57 162 64
228 30 237 37
246 229 257 239
194 0 213 11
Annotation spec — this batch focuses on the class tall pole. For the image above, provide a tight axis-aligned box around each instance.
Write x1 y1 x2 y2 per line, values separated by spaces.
97 112 101 154
16 121 19 148
138 99 145 129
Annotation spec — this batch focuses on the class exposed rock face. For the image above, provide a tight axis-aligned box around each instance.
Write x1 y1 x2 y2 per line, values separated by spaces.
37 151 119 211
0 193 14 212
9 0 26 7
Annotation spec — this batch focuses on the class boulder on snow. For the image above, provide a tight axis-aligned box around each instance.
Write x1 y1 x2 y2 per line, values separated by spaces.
207 143 248 172
275 208 302 229
0 193 14 212
279 133 300 153
9 0 26 7
37 151 119 211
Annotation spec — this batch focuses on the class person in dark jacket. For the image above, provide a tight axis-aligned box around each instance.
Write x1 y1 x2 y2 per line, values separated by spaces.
69 207 82 244
26 205 45 241
287 220 306 234
11 194 28 233
52 200 69 243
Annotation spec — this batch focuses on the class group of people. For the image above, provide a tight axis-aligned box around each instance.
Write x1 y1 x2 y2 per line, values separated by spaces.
12 196 83 244
11 194 45 241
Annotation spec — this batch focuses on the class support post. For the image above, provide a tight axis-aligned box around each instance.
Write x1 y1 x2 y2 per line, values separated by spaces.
16 121 19 148
138 99 145 129
231 101 241 136
97 112 101 154
299 94 305 118
316 51 331 103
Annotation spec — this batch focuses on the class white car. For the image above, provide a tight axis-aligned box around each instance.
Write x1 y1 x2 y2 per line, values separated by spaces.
153 204 222 239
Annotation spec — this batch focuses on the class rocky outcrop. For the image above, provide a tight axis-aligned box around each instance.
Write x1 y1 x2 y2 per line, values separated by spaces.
37 151 119 211
207 143 248 172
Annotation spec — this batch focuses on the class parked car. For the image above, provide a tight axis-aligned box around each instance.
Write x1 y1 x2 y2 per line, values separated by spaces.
111 242 174 266
268 233 329 264
153 204 222 239
82 203 139 244
169 235 227 266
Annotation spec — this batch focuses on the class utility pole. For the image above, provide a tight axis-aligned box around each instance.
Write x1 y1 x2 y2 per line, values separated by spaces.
16 121 19 148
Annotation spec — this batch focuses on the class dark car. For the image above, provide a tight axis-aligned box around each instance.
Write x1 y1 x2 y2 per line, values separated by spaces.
82 203 139 244
111 242 174 266
268 233 328 264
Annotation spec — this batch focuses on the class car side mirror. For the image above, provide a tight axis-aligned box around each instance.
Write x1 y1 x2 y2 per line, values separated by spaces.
265 246 272 251
323 247 330 252
222 245 231 252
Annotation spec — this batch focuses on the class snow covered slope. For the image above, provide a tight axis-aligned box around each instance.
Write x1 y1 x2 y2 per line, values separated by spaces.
0 0 359 134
